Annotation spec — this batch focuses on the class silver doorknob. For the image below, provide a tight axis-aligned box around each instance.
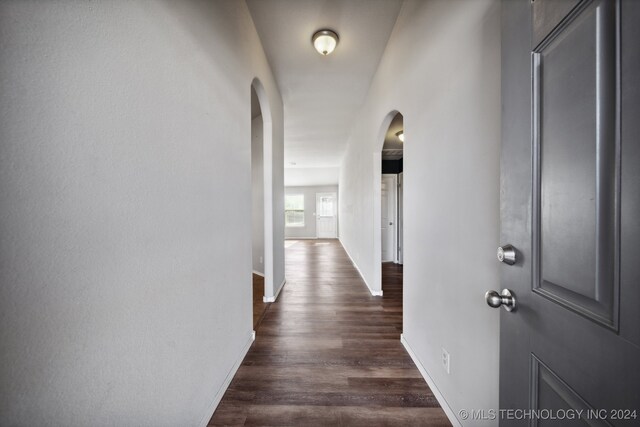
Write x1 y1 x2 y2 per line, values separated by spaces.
497 244 517 265
485 289 516 312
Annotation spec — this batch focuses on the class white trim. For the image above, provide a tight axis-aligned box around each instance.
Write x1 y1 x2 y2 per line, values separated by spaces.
285 236 318 240
199 331 255 427
263 278 286 303
401 334 461 427
251 78 275 310
381 174 398 263
372 152 383 293
397 171 404 264
340 239 383 297
252 270 265 277
372 112 403 299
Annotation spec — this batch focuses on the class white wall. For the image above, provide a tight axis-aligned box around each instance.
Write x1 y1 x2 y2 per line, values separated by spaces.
285 167 340 187
264 88 286 299
285 186 339 239
0 1 283 425
339 0 501 425
251 115 265 274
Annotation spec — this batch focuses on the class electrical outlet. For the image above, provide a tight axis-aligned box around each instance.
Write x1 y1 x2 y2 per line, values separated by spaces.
259 256 263 264
442 348 450 374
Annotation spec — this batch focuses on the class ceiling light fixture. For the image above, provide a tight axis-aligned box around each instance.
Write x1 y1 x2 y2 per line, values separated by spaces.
396 131 404 142
312 29 339 56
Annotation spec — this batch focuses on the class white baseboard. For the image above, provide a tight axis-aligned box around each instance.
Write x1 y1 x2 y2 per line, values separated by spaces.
285 236 317 240
401 334 461 427
199 331 255 426
263 277 286 303
339 239 383 297
252 270 265 277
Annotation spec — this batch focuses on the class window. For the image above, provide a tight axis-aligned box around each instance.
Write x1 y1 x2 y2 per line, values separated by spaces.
285 194 305 227
318 195 334 217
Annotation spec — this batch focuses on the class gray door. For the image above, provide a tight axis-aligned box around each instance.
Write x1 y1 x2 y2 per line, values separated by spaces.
500 0 640 425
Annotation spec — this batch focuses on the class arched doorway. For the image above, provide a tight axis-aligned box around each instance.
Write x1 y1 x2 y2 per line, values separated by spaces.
250 78 275 331
373 111 404 295
381 112 404 267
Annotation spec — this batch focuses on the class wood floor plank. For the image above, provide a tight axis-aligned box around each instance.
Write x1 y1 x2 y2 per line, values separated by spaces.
253 274 269 330
209 239 451 426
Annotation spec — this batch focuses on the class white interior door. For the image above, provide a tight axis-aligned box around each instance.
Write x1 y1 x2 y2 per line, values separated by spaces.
315 193 337 238
381 174 397 262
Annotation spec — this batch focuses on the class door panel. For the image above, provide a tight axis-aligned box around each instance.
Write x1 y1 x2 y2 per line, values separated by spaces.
532 0 582 47
533 0 618 328
531 355 606 427
500 1 640 425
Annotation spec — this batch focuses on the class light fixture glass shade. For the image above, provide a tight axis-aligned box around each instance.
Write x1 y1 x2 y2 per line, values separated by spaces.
396 131 404 142
312 30 339 55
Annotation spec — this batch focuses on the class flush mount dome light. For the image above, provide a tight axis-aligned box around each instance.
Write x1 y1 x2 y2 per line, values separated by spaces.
396 130 404 142
312 29 339 55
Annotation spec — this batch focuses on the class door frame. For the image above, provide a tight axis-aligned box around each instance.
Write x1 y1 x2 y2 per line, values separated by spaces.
398 172 403 264
251 78 277 302
373 111 402 294
381 173 398 263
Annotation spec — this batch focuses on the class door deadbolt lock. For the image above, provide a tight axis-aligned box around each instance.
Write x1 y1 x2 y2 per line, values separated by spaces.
497 244 517 265
485 289 516 312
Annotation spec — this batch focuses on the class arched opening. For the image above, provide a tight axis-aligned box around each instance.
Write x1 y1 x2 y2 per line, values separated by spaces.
250 78 275 331
250 85 266 330
381 112 404 267
380 113 404 325
372 111 404 297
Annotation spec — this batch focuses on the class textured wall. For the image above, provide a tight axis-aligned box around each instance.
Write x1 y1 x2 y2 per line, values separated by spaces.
252 115 265 274
0 1 283 425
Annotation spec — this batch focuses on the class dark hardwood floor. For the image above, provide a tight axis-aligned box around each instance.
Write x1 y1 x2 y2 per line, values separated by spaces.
381 262 403 311
210 239 451 426
253 273 269 330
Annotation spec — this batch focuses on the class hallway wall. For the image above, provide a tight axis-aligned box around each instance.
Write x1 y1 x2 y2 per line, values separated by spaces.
252 115 265 275
339 0 501 425
0 1 283 425
285 185 339 239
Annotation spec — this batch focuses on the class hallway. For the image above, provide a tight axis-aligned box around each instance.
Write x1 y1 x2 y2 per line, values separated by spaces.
210 240 450 426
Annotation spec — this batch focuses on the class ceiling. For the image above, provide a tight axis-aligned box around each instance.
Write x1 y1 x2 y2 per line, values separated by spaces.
382 112 403 160
246 0 403 185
